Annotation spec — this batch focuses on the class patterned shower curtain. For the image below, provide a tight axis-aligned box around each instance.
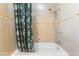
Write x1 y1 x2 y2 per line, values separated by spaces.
14 3 34 52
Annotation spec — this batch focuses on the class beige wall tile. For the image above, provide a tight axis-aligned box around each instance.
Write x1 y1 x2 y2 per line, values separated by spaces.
0 4 16 56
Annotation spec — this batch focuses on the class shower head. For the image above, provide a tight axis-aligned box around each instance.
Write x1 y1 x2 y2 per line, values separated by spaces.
48 8 60 14
49 8 52 10
48 8 55 14
48 8 57 17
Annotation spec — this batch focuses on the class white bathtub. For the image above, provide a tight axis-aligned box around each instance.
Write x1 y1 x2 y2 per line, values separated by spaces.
11 43 69 56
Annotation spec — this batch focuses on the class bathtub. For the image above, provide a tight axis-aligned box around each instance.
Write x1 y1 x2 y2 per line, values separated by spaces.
11 43 69 56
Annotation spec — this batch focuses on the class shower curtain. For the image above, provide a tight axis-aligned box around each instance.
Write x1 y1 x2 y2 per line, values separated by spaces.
14 3 34 52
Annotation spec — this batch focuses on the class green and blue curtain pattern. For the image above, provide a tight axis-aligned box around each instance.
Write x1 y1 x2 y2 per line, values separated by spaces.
14 3 34 52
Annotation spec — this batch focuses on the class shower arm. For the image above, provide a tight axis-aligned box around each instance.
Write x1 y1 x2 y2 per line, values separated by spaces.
58 13 79 23
48 8 60 16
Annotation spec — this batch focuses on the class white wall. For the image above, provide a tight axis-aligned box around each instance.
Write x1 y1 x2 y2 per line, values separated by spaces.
57 3 79 56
